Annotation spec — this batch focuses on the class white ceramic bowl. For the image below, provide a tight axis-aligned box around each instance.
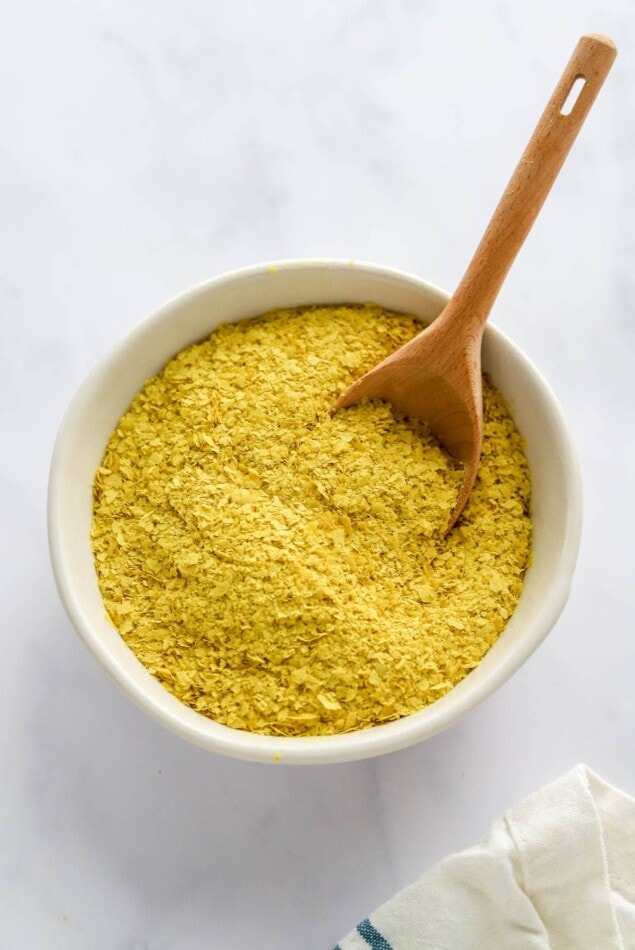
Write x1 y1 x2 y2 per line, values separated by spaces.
48 260 582 764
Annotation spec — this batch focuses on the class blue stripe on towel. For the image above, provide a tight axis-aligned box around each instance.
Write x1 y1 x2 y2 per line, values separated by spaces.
356 918 393 949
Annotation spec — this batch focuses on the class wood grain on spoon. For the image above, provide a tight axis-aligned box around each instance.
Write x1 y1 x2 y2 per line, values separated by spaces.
333 33 617 531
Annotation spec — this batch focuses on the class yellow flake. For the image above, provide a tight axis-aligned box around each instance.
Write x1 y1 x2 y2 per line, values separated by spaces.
317 693 342 711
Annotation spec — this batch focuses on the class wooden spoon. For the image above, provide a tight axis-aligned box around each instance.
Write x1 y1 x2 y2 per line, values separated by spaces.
333 33 616 531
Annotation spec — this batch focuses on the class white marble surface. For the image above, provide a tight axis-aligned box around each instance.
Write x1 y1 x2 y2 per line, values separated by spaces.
1 2 633 947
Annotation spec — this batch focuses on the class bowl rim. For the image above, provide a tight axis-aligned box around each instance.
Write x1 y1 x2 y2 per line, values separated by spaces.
48 258 583 764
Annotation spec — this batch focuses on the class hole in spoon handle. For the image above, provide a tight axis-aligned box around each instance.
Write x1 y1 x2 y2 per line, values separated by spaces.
555 33 617 124
560 75 586 115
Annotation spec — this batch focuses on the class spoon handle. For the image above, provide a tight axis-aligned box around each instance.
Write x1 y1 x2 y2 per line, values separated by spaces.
442 33 617 335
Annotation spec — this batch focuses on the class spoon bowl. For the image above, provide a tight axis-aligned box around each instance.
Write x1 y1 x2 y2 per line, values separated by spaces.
333 308 483 528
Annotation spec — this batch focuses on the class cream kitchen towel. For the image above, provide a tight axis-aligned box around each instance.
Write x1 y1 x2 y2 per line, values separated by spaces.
335 765 635 949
